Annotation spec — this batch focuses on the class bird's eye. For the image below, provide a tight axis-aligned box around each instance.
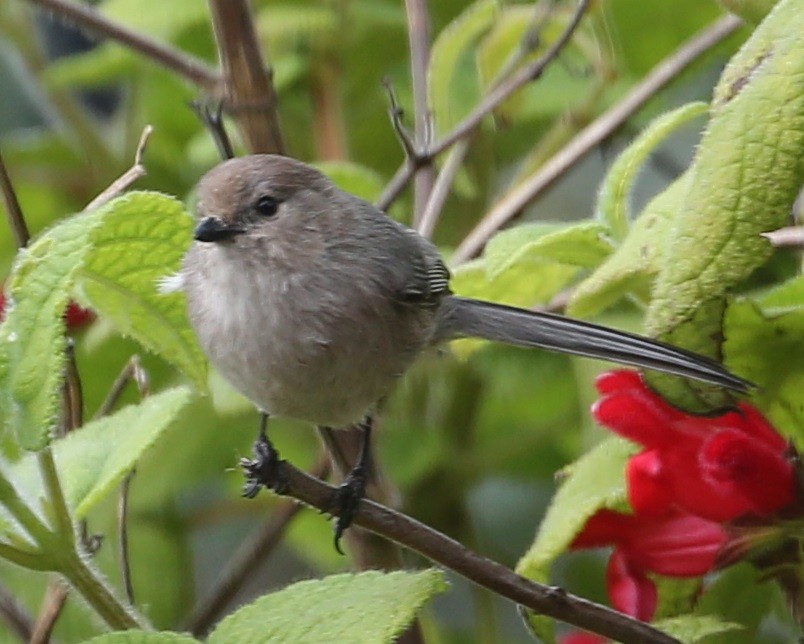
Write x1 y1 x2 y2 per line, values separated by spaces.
254 195 280 217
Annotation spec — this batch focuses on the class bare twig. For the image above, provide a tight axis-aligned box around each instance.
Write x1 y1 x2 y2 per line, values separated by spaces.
763 226 804 249
433 0 591 158
404 0 435 226
30 581 69 644
0 581 34 641
453 14 743 262
22 0 219 91
248 458 678 644
376 0 591 212
94 356 150 606
208 0 285 154
61 338 83 435
185 456 330 636
86 125 153 211
417 140 469 239
0 149 30 247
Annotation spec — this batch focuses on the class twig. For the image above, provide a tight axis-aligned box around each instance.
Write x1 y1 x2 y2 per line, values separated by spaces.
417 140 469 239
763 226 804 249
403 0 435 226
255 458 677 644
61 339 83 435
0 149 30 247
453 13 743 262
94 355 149 419
30 580 69 644
86 125 153 211
376 0 591 212
383 79 418 163
432 0 591 158
93 356 150 606
22 0 219 91
208 0 285 154
0 581 34 641
185 456 330 636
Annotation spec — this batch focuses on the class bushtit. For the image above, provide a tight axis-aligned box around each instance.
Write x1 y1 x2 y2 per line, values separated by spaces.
179 154 749 541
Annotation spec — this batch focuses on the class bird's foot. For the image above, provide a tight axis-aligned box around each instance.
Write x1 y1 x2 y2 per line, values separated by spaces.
240 430 288 497
330 463 368 555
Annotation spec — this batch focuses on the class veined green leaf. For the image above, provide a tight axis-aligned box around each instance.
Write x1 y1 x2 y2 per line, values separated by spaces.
568 171 692 318
646 0 804 347
484 221 613 280
1 208 107 450
515 437 635 642
654 615 742 643
208 570 448 644
10 387 192 519
597 102 707 241
76 191 207 390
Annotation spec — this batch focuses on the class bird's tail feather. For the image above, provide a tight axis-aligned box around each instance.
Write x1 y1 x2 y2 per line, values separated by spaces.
443 297 751 393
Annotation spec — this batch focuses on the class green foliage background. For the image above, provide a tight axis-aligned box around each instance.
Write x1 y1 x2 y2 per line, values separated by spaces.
0 0 802 642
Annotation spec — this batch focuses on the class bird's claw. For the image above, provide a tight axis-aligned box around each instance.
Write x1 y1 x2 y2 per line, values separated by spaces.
240 431 288 497
330 464 368 555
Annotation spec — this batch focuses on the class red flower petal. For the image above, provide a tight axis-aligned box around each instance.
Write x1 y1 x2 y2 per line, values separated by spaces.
595 369 643 394
571 510 634 549
701 429 794 516
622 511 726 577
626 450 673 516
607 548 658 621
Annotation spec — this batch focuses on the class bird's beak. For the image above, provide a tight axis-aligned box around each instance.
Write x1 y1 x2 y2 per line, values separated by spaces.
193 217 246 242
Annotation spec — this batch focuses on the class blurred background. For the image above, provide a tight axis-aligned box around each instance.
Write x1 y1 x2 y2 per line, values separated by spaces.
0 1 762 642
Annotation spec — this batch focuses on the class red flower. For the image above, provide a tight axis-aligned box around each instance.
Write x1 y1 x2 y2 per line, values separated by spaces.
564 370 795 641
593 370 794 521
571 508 725 621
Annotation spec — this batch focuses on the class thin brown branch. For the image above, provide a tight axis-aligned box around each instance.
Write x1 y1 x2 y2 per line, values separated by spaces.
259 459 678 644
453 13 743 262
417 140 469 239
185 456 330 636
86 125 153 211
763 226 804 249
432 0 591 158
376 0 591 213
22 0 219 91
0 581 34 641
404 0 435 226
208 0 285 154
30 580 69 644
0 149 30 247
118 472 136 605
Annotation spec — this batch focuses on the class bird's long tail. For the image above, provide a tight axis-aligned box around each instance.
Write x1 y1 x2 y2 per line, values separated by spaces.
441 296 752 393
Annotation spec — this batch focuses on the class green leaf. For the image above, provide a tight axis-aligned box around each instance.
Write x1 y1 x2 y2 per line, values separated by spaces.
515 437 635 641
451 258 579 311
83 632 199 644
484 221 613 280
76 191 207 390
694 564 777 643
724 295 804 442
752 274 804 317
208 569 448 644
568 171 692 318
1 207 106 450
596 102 707 241
428 0 499 135
644 0 804 407
654 615 742 643
10 387 192 519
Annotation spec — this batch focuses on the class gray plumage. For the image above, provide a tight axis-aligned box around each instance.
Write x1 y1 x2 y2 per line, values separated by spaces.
181 155 750 428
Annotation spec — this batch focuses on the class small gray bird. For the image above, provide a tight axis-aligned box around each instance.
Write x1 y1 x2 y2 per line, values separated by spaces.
180 154 749 539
